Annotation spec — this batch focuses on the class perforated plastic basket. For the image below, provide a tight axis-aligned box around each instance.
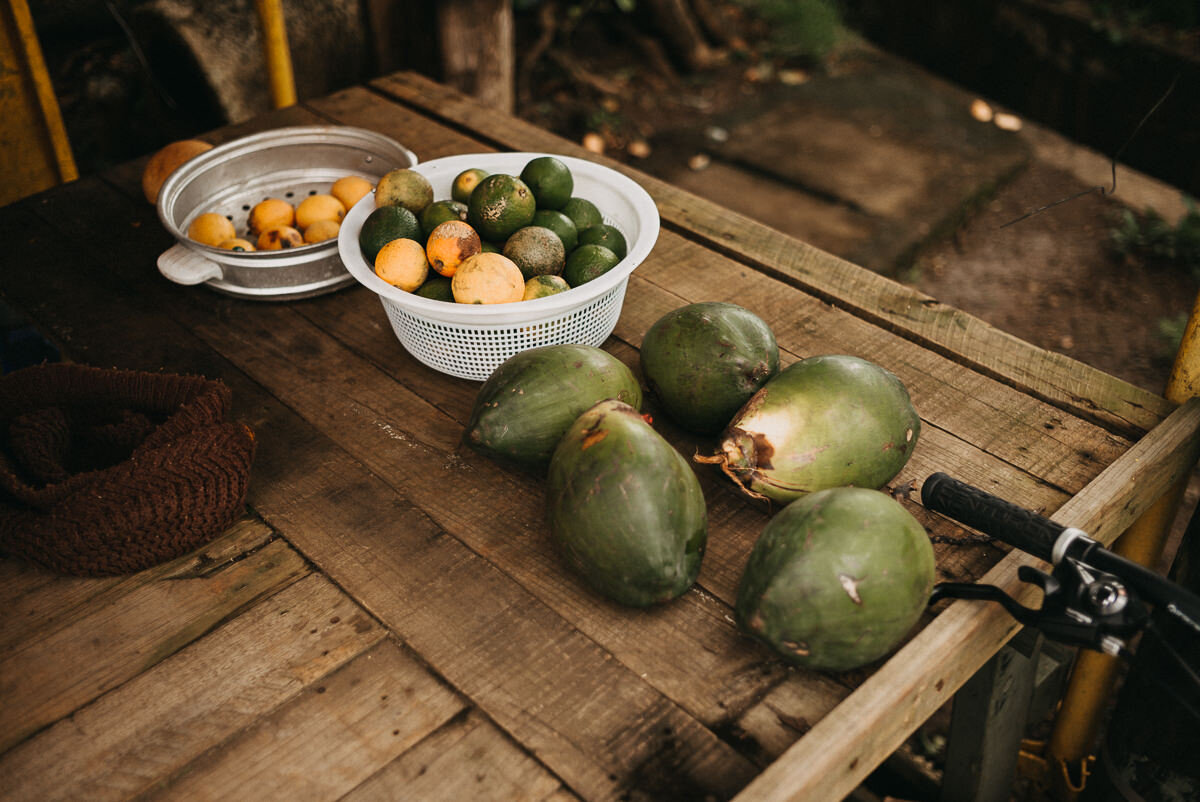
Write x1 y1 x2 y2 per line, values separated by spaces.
338 152 660 381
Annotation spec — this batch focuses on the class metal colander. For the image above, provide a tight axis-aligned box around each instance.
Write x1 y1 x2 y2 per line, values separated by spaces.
156 126 416 301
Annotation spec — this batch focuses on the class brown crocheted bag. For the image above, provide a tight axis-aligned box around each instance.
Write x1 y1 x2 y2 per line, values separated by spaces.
0 364 256 576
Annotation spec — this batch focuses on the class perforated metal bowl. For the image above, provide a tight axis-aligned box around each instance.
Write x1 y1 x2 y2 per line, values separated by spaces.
156 126 416 301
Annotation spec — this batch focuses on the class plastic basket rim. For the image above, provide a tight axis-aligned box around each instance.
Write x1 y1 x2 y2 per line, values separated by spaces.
337 151 660 325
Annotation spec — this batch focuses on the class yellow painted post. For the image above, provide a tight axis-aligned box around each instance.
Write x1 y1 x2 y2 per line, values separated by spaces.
254 0 297 109
0 0 78 204
1043 290 1200 798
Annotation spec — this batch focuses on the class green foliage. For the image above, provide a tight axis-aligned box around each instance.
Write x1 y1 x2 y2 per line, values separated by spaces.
1156 312 1188 360
1089 0 1198 30
743 0 844 60
1110 197 1200 279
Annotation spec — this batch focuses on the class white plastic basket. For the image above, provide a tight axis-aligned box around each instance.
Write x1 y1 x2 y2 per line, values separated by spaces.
337 152 660 380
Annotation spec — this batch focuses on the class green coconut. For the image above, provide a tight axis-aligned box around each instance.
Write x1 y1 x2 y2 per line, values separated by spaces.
547 399 707 607
703 354 920 504
736 487 935 671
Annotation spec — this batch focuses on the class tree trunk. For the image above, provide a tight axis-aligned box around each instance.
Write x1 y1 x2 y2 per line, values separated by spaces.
640 0 716 71
435 0 514 114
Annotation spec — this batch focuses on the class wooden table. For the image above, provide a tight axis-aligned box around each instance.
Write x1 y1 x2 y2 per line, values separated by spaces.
2 72 1198 801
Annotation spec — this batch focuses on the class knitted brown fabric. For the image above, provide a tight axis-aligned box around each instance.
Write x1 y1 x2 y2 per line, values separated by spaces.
0 364 256 576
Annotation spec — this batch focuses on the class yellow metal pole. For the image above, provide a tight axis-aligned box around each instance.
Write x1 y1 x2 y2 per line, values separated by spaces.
6 0 77 182
1044 290 1200 798
254 0 297 108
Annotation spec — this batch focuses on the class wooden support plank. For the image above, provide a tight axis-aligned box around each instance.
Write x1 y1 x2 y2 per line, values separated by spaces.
940 629 1043 802
344 709 572 802
0 537 309 754
731 397 1200 801
361 72 1172 437
145 639 465 801
0 574 386 800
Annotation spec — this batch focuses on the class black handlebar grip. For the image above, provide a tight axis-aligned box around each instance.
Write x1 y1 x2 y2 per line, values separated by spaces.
921 473 1064 562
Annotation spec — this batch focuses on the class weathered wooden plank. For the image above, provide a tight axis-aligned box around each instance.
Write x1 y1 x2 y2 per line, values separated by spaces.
0 517 274 653
363 71 1171 437
0 574 386 801
733 397 1200 802
344 709 572 802
0 537 309 754
145 639 465 801
1 180 760 800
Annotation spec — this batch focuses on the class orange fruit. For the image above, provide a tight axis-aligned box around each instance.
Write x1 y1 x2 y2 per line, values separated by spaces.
303 219 341 243
248 198 295 234
374 238 429 291
187 213 236 247
295 194 346 230
218 237 257 252
331 175 373 210
451 252 525 304
425 220 482 278
142 139 211 204
257 225 304 250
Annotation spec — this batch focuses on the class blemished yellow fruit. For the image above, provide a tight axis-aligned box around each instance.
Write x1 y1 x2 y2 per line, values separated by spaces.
331 175 373 210
451 252 525 304
142 139 211 204
218 238 257 252
295 194 346 230
375 168 433 214
425 220 481 278
257 225 304 250
187 213 236 247
303 219 341 243
248 198 295 234
374 238 429 291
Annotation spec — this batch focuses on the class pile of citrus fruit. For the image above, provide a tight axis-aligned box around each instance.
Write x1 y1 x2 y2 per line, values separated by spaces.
185 175 373 252
359 156 627 304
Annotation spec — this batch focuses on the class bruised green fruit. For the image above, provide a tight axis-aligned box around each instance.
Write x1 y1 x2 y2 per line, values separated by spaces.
467 173 537 241
504 225 566 279
561 196 603 232
548 399 707 607
640 302 779 434
415 276 454 302
464 344 642 469
532 209 578 253
563 243 619 286
736 487 934 671
523 274 570 300
520 156 574 210
704 355 920 504
578 223 627 259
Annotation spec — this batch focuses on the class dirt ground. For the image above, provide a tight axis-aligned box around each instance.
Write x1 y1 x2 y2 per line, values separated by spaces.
516 17 1196 398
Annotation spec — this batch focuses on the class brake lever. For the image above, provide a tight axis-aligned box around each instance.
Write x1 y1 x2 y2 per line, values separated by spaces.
931 558 1150 657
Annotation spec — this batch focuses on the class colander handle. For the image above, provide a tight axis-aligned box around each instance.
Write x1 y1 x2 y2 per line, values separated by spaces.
158 244 224 286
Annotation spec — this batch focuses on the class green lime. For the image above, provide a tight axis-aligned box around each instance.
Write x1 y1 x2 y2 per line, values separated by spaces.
520 156 574 210
561 197 603 233
578 223 627 259
531 209 578 253
451 167 489 204
468 174 537 241
523 274 571 300
359 205 422 264
415 275 454 302
480 239 503 254
374 168 434 215
420 199 469 239
503 226 566 280
563 243 620 286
